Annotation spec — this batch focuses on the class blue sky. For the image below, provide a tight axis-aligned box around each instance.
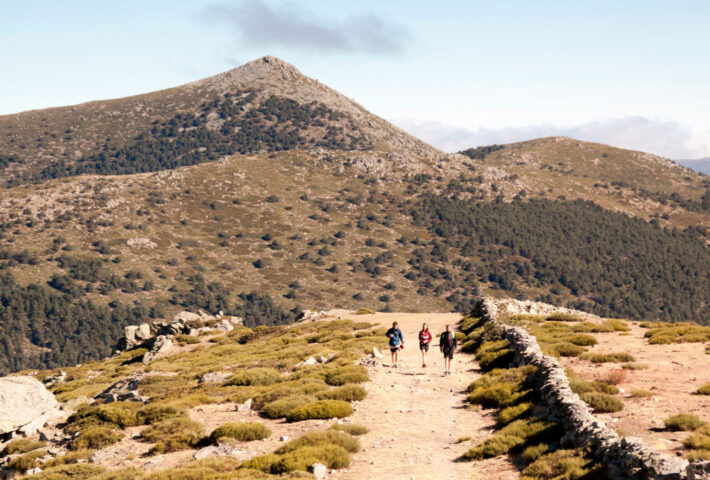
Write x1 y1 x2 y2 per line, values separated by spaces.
1 0 709 158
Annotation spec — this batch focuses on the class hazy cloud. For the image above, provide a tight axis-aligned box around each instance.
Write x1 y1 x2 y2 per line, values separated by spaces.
394 116 710 161
202 1 410 55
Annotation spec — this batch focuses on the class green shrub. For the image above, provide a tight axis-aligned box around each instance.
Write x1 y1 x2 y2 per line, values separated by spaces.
568 375 619 395
241 430 358 474
521 449 596 479
8 449 46 472
141 417 205 454
602 319 630 332
630 389 653 398
697 383 710 395
1 438 46 456
521 443 549 463
137 404 187 424
66 401 141 432
579 392 623 413
175 334 201 345
664 413 706 431
354 308 375 315
687 449 710 461
546 313 582 322
71 425 122 450
565 334 597 346
24 464 106 479
463 418 559 460
571 322 614 333
580 352 635 363
210 422 271 443
460 316 484 333
324 366 369 386
286 400 353 422
550 342 584 357
330 423 369 436
467 365 537 409
476 340 514 370
497 402 533 425
684 426 710 450
272 445 350 473
262 395 315 419
226 368 281 386
276 430 360 454
317 384 367 402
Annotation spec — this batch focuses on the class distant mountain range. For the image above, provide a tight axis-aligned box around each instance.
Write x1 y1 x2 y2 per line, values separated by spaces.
676 157 710 175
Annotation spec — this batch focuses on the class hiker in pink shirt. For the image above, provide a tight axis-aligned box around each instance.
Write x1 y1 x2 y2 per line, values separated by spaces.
418 323 433 367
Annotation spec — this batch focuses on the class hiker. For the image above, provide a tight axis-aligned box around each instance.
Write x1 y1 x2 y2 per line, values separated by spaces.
418 323 432 367
439 324 458 375
386 321 404 368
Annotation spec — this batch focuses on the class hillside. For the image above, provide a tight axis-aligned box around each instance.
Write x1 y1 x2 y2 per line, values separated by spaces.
3 303 709 480
0 57 709 374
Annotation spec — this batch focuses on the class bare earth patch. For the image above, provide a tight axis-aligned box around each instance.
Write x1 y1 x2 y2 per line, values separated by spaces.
557 321 710 456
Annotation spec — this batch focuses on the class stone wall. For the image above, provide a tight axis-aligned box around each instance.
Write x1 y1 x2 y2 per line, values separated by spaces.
482 298 706 480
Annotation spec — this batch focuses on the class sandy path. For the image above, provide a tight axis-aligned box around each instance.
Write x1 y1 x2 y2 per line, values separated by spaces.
330 312 519 480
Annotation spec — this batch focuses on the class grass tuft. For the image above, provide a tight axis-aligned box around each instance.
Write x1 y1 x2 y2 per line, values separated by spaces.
579 392 623 413
286 400 353 422
210 422 272 443
664 413 706 431
580 352 635 363
225 368 282 386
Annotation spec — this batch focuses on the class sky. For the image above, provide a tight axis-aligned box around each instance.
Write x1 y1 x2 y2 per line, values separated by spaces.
1 0 709 159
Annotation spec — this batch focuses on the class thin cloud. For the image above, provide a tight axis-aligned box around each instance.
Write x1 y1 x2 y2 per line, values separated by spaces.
202 1 410 55
394 116 710 161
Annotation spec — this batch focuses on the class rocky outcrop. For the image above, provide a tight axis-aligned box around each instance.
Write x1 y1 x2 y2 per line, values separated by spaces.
482 298 704 480
0 376 62 437
94 373 147 403
142 335 173 365
120 311 243 351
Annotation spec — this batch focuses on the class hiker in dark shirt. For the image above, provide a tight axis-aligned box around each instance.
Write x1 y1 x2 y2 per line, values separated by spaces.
439 324 458 376
386 321 404 368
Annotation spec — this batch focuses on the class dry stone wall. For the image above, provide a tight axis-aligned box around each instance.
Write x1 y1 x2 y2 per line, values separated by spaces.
482 298 707 480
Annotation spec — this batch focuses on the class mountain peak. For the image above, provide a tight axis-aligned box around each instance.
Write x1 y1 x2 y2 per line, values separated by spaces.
190 55 306 91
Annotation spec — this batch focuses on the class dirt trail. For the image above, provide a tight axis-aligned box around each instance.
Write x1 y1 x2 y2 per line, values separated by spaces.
329 312 519 480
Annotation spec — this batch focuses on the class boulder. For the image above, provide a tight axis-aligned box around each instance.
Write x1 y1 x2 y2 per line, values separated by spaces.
236 398 252 412
311 463 327 480
173 311 203 324
371 347 383 359
215 319 234 333
0 376 61 435
297 357 319 368
142 335 174 365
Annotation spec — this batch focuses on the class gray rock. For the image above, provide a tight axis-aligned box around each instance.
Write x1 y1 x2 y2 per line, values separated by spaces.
0 376 60 435
42 370 67 388
371 347 383 359
94 374 147 403
311 462 327 479
236 398 252 412
298 357 319 367
199 372 232 385
173 311 203 323
193 443 257 461
142 335 174 364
